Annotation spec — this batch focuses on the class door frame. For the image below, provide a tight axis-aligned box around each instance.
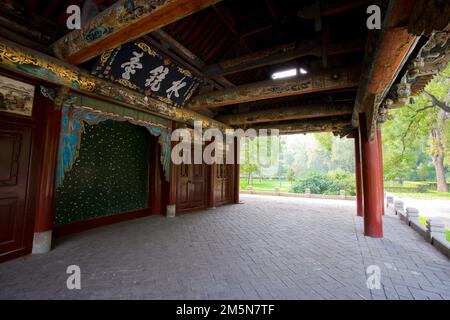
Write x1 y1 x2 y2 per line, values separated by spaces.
0 68 44 263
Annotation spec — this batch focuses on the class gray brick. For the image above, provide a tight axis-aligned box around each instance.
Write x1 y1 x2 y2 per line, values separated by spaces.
0 194 449 300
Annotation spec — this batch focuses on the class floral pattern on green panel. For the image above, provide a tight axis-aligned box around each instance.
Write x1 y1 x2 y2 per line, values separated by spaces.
55 120 150 225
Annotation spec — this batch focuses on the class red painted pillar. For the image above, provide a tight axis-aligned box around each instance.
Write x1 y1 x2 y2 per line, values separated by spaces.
354 129 364 217
33 98 61 253
167 121 177 217
377 128 385 215
359 113 383 238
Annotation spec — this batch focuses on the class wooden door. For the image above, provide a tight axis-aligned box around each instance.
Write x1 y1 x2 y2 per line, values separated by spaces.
176 151 207 213
215 164 233 205
0 123 34 262
190 163 207 209
177 162 191 211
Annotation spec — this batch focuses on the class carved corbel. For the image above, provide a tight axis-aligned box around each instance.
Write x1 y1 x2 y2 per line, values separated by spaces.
40 86 73 110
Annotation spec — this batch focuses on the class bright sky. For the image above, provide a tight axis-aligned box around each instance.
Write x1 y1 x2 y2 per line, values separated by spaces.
283 133 318 150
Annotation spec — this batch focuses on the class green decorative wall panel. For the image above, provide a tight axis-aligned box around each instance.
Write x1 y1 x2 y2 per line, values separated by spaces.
55 120 150 225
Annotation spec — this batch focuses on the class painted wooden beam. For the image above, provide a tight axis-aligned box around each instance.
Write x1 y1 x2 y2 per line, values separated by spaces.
247 116 352 135
297 0 370 19
203 37 365 77
353 0 419 140
150 29 234 88
188 67 360 110
51 0 221 65
0 37 229 130
217 103 353 125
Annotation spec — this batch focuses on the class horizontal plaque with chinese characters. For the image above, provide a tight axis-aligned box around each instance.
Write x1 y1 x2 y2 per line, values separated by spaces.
92 41 201 107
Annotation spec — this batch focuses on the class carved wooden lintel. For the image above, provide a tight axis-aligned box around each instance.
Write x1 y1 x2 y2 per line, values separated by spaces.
217 103 353 125
189 67 360 110
1 37 228 130
244 116 352 135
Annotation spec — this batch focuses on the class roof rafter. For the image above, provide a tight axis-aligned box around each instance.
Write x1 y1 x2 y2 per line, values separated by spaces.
51 0 222 65
203 37 365 77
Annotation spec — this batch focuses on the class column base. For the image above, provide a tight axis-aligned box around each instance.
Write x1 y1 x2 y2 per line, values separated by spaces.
32 230 52 254
166 204 176 218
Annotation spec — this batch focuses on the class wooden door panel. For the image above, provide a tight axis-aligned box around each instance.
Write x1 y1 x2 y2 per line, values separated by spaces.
189 163 206 209
215 164 232 205
0 132 21 186
177 164 190 210
0 198 17 245
176 151 207 212
0 124 33 260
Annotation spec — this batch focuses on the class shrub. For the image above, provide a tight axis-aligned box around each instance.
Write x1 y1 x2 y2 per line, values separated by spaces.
329 170 356 196
291 172 338 194
291 170 356 195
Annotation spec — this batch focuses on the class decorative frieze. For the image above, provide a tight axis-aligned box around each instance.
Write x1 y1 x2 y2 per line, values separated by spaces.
0 37 229 131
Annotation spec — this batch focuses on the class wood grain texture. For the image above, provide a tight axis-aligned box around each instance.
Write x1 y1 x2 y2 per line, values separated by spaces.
189 67 360 110
52 0 221 65
217 103 353 125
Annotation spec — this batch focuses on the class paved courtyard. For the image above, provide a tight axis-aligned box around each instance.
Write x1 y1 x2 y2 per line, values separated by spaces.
0 194 449 300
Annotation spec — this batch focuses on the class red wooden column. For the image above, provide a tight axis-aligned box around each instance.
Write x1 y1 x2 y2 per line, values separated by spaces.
377 128 385 215
166 121 178 217
359 113 383 238
233 136 240 204
354 129 364 217
33 98 61 253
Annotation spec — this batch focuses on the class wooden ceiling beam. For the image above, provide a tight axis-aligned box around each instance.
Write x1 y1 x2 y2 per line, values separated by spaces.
352 0 419 139
212 3 254 53
265 0 278 21
297 0 371 19
149 29 234 89
217 103 353 125
141 34 224 91
241 25 273 38
203 37 365 77
188 66 360 110
246 116 352 135
51 0 222 65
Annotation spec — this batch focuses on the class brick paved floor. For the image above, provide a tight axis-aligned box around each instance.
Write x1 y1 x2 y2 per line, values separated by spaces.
0 194 449 300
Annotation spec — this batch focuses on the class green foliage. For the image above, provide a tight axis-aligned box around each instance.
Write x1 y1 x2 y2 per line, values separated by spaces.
286 167 295 182
287 133 354 178
290 170 355 195
240 162 260 184
382 63 450 183
329 170 356 196
291 172 337 194
240 178 291 192
314 133 333 152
